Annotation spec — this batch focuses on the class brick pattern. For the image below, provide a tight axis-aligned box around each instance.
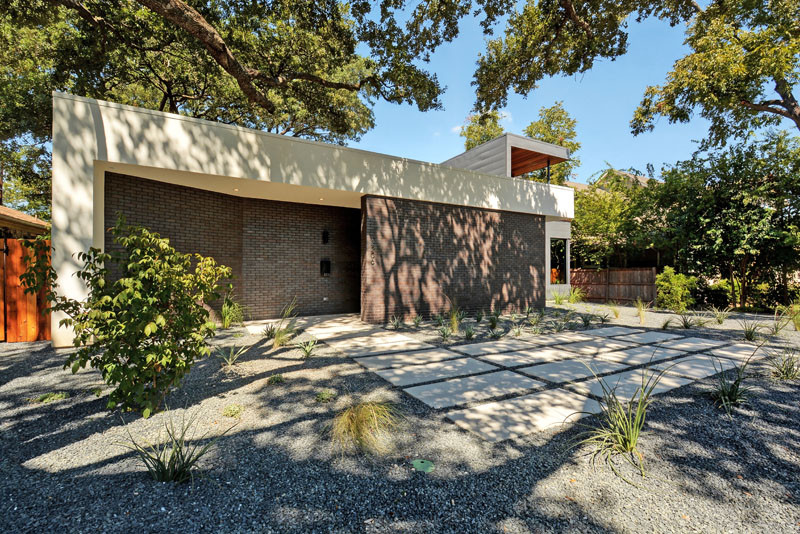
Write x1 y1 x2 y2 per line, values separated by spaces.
361 195 545 323
104 173 360 318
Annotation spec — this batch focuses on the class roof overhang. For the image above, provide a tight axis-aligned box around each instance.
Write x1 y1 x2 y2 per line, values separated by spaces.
507 133 570 177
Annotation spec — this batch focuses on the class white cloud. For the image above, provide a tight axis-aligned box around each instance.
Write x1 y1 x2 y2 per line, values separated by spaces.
450 125 462 133
499 110 512 123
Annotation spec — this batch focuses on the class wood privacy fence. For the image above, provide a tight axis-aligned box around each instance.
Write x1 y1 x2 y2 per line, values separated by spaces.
570 267 657 303
1 239 51 342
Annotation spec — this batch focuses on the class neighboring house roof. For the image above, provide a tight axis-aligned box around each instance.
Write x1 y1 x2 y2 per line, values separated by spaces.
598 169 657 187
564 180 590 191
0 205 50 237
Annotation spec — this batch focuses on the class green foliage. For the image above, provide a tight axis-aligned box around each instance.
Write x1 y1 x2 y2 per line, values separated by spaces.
460 111 504 150
608 302 620 319
448 303 464 333
475 310 484 323
474 1 800 144
489 328 503 339
22 218 229 417
488 314 499 330
216 345 249 368
768 349 800 381
272 298 298 349
434 313 445 327
693 279 733 309
123 409 229 483
331 401 400 454
552 291 567 305
389 315 402 330
574 367 666 484
316 390 337 403
463 325 475 340
33 391 69 404
412 315 423 328
438 326 452 342
522 102 581 185
767 309 791 336
711 358 753 417
568 286 586 304
528 310 544 328
580 314 594 328
738 319 763 342
660 317 674 330
571 182 629 268
220 291 245 329
296 339 317 359
708 305 732 325
656 267 697 313
0 140 51 220
267 374 285 385
677 313 706 329
511 325 523 337
263 324 277 340
634 298 650 325
222 404 244 419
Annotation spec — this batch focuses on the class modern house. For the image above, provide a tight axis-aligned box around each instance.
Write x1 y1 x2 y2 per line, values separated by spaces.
50 93 573 346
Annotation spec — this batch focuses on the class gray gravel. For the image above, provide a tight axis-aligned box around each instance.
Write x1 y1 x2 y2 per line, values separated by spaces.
1 314 798 533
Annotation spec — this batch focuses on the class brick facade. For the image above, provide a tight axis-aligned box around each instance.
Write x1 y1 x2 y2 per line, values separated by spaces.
360 195 546 323
104 173 361 318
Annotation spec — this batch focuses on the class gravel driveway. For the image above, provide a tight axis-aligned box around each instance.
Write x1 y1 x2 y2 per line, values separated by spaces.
0 310 798 533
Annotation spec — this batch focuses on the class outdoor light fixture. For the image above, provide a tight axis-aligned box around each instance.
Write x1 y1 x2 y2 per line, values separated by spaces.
233 188 239 192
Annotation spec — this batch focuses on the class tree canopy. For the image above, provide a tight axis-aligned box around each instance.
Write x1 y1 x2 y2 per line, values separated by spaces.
523 101 581 184
474 0 800 144
459 111 504 150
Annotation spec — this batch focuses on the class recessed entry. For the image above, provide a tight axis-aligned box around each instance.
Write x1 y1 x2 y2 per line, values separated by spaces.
320 259 331 277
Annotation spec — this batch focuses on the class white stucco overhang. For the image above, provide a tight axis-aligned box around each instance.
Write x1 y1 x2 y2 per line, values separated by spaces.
50 92 574 345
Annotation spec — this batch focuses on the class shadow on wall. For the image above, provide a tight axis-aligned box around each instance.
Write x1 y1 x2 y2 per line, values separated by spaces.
361 196 548 323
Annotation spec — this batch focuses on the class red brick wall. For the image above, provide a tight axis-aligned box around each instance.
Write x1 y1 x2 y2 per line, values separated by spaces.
361 195 545 323
104 173 360 318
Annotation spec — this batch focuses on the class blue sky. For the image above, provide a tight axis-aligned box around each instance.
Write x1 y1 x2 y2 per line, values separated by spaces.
350 15 712 184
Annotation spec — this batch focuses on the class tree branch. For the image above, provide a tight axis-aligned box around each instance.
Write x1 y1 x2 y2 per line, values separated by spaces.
558 0 592 37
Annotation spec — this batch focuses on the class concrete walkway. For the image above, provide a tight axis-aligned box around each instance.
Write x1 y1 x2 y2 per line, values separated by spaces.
250 314 759 443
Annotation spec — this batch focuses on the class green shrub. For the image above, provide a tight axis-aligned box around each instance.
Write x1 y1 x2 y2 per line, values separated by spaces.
267 374 285 385
434 313 444 327
463 325 475 340
412 315 423 327
272 298 298 348
216 345 249 368
488 314 498 330
552 291 567 305
220 291 245 329
568 286 586 304
389 315 402 329
296 338 317 358
222 404 244 418
123 409 228 483
263 323 277 340
33 391 70 404
475 310 484 323
711 357 752 417
511 325 523 337
528 310 543 328
489 328 503 339
738 319 763 341
660 317 674 330
580 314 594 328
677 312 706 329
768 349 800 380
693 279 732 309
655 267 696 313
438 326 452 341
316 390 337 403
574 367 665 484
21 217 230 418
331 401 400 454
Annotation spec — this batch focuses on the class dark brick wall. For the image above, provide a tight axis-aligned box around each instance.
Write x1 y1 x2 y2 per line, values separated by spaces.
104 173 361 318
361 195 545 323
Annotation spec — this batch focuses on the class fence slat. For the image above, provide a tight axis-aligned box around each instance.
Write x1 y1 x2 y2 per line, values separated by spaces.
4 239 51 342
571 267 656 303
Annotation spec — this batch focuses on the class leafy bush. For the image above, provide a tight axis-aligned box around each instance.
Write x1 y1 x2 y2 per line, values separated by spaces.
331 401 400 454
22 218 230 418
123 409 228 483
580 314 594 328
33 391 70 404
267 374 285 385
220 291 245 329
655 267 696 313
693 279 732 309
222 404 244 418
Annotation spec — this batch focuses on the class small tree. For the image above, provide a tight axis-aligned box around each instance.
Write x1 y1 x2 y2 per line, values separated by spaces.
655 266 697 313
22 218 230 417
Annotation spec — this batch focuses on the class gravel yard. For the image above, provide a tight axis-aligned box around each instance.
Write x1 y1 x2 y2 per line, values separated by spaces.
1 304 798 533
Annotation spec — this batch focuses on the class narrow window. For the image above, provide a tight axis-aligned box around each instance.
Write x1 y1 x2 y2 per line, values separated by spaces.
320 259 331 277
550 238 567 284
322 230 329 244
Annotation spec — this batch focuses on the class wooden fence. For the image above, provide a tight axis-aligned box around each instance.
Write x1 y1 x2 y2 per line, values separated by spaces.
570 267 657 303
1 239 51 342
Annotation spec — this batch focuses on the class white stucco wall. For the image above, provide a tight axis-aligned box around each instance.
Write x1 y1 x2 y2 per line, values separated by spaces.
51 92 574 345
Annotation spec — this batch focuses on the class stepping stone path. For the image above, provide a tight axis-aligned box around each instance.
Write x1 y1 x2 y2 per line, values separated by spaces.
291 314 764 443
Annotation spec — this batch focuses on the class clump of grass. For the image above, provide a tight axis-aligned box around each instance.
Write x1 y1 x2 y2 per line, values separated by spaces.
263 323 277 340
222 404 244 419
331 401 401 454
434 313 445 327
524 305 533 319
767 309 791 336
510 312 519 324
448 304 464 333
412 315 422 327
220 291 245 329
596 312 611 324
267 374 285 385
608 302 621 319
316 390 337 403
737 318 763 342
660 317 674 330
389 315 402 330
780 301 800 330
580 314 594 328
568 286 586 304
33 391 70 404
511 325 523 337
768 348 800 380
88 387 103 397
296 338 317 358
272 298 298 348
708 305 732 325
489 328 503 339
463 325 475 340
552 291 567 305
123 409 229 483
711 357 752 417
555 311 574 332
438 326 452 341
573 368 665 484
677 312 706 329
488 314 499 330
529 325 542 335
528 310 544 328
634 298 650 325
475 310 484 323
216 345 249 368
